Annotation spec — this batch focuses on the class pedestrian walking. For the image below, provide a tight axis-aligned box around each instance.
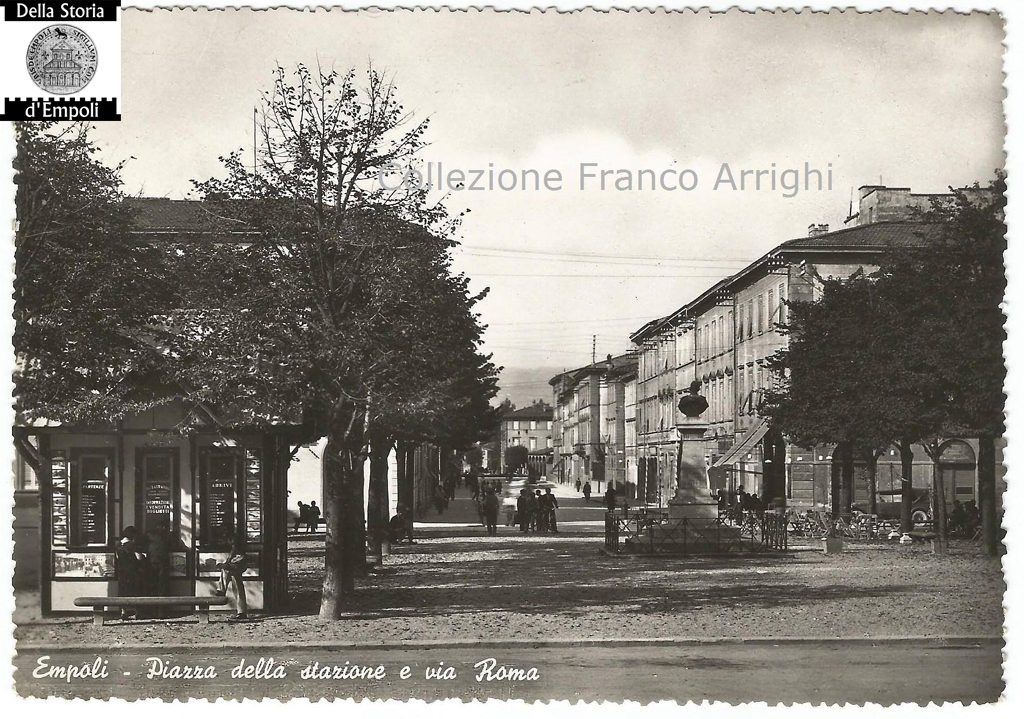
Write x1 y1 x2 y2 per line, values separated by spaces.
582 480 592 503
475 492 486 526
534 489 548 532
575 478 582 493
483 488 500 536
604 484 618 512
306 500 321 532
544 487 560 533
517 488 532 532
526 489 539 532
433 483 447 515
294 501 307 533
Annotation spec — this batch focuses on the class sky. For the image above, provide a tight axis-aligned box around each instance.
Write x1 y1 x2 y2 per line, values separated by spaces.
90 8 1006 397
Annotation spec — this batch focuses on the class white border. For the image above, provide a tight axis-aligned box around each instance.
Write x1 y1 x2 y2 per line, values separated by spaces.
1 3 1018 718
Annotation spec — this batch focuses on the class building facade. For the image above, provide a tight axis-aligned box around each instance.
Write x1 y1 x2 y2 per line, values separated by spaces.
550 354 637 493
498 402 554 472
630 184 999 511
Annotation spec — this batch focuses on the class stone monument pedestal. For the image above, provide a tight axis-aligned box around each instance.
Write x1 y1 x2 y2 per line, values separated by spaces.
634 420 745 553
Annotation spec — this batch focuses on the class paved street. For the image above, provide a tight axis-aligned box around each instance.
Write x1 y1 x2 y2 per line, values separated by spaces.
17 525 1004 647
14 640 1002 702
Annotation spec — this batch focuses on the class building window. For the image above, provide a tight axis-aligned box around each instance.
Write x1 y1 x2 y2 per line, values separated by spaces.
757 294 764 334
136 448 179 537
778 282 786 324
530 420 537 430
736 305 744 340
746 299 753 337
70 449 113 548
529 437 537 450
512 420 520 430
726 375 732 419
200 448 241 548
710 319 716 356
768 289 775 328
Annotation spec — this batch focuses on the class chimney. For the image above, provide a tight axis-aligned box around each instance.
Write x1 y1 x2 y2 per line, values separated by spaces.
807 223 830 237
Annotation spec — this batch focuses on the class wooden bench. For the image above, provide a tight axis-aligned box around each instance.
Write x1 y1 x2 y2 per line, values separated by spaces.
74 596 229 626
907 530 938 544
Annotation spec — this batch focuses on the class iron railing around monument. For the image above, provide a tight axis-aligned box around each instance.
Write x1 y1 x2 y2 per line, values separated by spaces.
604 508 788 554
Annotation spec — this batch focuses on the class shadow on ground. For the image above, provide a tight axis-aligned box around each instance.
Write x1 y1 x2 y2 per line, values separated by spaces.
286 534 926 620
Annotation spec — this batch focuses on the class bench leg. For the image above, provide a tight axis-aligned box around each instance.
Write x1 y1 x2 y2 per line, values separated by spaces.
93 607 104 627
197 605 210 624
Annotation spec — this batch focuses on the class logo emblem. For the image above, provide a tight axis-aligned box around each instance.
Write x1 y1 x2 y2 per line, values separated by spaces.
26 24 98 95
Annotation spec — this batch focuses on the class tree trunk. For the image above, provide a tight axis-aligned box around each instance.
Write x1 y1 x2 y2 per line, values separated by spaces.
928 442 948 554
762 427 786 510
978 433 999 556
865 450 879 516
367 435 393 566
319 411 365 620
351 452 368 577
840 441 854 516
899 439 914 533
396 440 416 538
829 447 842 523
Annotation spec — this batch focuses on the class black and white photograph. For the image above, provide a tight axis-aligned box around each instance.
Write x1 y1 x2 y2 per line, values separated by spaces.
3 2 1017 707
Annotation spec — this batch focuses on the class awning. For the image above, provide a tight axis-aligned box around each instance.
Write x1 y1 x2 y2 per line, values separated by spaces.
712 417 769 468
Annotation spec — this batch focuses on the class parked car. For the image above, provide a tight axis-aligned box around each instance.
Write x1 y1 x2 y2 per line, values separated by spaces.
852 488 931 523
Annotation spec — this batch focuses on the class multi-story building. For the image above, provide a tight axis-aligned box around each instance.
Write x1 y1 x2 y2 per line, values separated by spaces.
550 353 637 493
631 184 996 510
498 402 554 472
630 310 697 505
599 357 637 493
623 374 638 498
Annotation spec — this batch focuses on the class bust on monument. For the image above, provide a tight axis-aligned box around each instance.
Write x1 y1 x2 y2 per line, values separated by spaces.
677 380 709 418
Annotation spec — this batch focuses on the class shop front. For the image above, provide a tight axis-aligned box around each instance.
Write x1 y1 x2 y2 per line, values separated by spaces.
18 400 298 615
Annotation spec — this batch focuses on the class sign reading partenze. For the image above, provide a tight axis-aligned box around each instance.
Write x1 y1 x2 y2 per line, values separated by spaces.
0 0 120 121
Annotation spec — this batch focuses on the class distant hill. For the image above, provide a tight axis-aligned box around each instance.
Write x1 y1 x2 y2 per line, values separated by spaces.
493 366 563 409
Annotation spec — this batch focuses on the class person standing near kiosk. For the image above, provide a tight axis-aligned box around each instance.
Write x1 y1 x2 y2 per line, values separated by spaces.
215 534 249 621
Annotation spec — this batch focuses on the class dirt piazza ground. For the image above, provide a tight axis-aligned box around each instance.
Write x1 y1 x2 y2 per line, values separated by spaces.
15 531 1005 648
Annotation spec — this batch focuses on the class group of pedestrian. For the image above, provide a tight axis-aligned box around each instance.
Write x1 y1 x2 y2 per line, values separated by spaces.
293 500 322 533
949 499 982 537
716 487 764 522
515 486 559 533
468 470 498 501
113 519 192 620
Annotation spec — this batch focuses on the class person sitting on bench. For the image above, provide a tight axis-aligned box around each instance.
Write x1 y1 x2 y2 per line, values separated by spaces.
389 504 414 543
214 535 249 621
114 526 145 620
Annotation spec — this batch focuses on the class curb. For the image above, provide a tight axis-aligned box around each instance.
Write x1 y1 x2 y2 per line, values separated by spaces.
15 635 1003 653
